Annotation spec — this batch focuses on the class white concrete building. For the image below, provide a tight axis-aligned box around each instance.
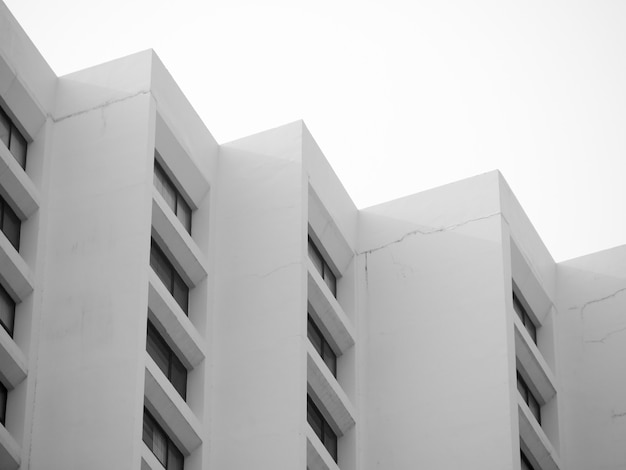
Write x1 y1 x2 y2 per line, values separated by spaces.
0 2 624 470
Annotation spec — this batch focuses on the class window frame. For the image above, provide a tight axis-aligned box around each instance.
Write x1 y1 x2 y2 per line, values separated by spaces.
307 314 337 377
150 239 189 314
308 236 337 298
146 320 188 400
0 106 27 170
0 194 20 251
143 408 184 470
307 395 338 462
154 159 192 234
513 291 537 344
520 450 536 470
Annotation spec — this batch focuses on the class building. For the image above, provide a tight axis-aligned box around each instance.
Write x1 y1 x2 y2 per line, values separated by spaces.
0 2 625 470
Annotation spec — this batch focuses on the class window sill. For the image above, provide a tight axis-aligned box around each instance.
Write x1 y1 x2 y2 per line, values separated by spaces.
307 257 355 355
144 353 202 455
148 270 205 369
152 188 208 287
514 316 556 404
0 140 38 219
0 231 33 301
307 341 355 436
0 326 27 388
0 424 20 470
306 422 340 470
518 395 561 470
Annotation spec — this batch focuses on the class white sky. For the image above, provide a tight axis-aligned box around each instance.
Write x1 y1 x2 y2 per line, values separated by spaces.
5 0 626 262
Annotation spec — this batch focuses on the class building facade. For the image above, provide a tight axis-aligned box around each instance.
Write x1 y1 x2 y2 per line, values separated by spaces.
0 2 625 469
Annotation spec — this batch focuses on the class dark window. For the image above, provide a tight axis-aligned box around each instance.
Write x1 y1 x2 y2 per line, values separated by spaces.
154 159 192 234
0 284 15 337
0 194 20 251
308 237 337 297
143 408 184 470
147 321 187 400
513 291 537 344
150 239 189 314
0 106 27 169
0 382 7 426
520 450 535 470
517 372 541 425
307 395 337 462
308 314 337 377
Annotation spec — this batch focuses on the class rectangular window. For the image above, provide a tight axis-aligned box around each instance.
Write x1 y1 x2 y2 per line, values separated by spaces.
147 320 188 400
154 159 192 234
0 106 27 169
143 408 184 470
307 395 337 462
0 194 20 251
517 371 541 425
308 314 337 377
308 236 337 297
0 283 15 337
513 291 537 344
150 239 189 314
0 382 7 426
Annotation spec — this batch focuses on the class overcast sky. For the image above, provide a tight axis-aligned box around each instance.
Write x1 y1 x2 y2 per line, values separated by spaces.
6 0 626 262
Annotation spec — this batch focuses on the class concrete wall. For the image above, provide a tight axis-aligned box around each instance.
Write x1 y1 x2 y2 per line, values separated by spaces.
212 122 308 469
28 63 156 468
556 245 626 470
357 172 518 470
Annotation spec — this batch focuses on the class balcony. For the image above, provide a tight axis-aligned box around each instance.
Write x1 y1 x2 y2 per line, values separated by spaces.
0 423 20 470
0 326 27 388
0 231 33 301
306 422 340 470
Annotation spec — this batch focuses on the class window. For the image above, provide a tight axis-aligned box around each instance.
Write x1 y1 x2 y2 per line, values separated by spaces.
150 239 189 314
308 236 337 297
154 159 192 234
520 450 535 470
307 395 337 462
143 408 184 470
308 314 337 377
0 106 27 169
0 194 20 251
513 291 537 344
147 320 187 400
0 382 7 426
0 283 15 337
517 371 541 425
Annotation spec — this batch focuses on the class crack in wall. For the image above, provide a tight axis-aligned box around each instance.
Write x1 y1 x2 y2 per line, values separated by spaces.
579 287 626 317
612 411 626 419
585 326 626 344
51 89 151 123
357 211 501 256
255 261 300 278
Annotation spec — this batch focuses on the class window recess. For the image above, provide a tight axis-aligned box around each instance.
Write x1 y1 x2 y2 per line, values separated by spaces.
308 314 337 377
150 239 189 314
307 395 338 462
143 408 184 470
154 159 192 234
147 321 187 400
0 106 27 170
517 371 541 425
308 236 337 297
513 291 537 344
0 283 15 337
0 194 20 251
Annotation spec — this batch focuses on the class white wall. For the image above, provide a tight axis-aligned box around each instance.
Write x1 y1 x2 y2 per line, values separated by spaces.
212 122 308 469
556 245 626 470
358 172 519 470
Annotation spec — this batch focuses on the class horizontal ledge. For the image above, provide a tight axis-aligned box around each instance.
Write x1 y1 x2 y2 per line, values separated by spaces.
0 328 27 388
